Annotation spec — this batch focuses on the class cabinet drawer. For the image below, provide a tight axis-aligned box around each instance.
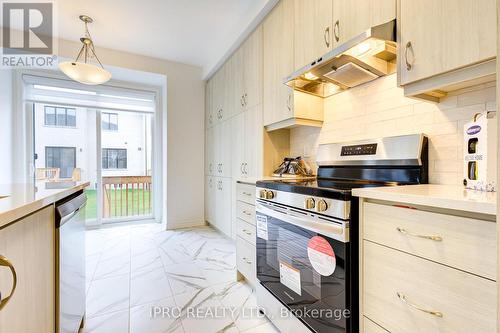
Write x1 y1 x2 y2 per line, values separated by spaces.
236 236 256 284
236 219 255 245
236 183 255 204
236 201 255 225
363 241 496 333
363 202 496 280
363 317 388 333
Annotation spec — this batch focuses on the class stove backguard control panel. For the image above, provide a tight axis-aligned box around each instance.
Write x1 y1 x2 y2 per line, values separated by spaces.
341 143 378 156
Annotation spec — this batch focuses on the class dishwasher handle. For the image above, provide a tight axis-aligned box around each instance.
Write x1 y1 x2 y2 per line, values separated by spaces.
56 192 87 228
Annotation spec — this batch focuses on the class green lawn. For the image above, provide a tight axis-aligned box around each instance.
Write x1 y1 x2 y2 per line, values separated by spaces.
85 189 152 219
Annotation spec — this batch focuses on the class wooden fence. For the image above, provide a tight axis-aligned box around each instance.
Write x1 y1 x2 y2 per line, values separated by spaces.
102 176 152 218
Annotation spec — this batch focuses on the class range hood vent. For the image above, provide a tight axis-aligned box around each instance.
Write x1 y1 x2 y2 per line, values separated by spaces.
284 20 397 98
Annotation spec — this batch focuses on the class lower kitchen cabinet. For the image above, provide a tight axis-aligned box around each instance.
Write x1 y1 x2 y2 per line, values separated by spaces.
0 205 55 333
359 199 497 333
205 176 232 238
235 182 257 286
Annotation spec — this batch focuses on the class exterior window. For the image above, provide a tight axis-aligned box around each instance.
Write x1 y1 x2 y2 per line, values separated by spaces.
45 147 76 178
102 112 118 131
44 106 76 127
102 148 127 169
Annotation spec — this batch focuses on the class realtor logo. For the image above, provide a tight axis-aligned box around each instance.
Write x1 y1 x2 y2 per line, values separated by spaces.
1 1 57 67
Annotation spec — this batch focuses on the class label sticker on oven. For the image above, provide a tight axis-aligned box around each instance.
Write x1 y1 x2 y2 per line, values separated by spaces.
279 261 302 296
256 215 268 240
307 236 336 276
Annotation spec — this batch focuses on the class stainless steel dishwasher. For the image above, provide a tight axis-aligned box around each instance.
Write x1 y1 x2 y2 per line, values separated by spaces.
56 191 86 333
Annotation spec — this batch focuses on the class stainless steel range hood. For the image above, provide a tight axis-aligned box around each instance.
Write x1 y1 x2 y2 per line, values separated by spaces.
284 20 397 98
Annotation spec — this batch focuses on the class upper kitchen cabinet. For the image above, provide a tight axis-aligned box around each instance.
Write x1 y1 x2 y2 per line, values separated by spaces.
294 0 333 69
212 60 235 123
205 79 214 128
332 0 396 46
263 0 323 131
234 26 263 114
398 0 496 101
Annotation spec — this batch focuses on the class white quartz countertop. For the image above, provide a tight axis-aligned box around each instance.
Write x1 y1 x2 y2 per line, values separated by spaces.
0 181 90 228
352 184 497 216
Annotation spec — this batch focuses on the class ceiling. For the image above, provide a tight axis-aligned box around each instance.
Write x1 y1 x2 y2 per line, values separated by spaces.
55 0 277 78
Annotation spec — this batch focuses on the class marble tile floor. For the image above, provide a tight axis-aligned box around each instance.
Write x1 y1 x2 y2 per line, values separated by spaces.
83 223 279 333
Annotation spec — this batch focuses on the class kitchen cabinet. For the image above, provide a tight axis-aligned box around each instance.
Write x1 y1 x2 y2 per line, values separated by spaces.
235 182 257 286
205 127 215 175
213 120 232 178
263 0 324 130
358 197 497 332
0 205 55 333
332 0 395 47
232 104 264 179
204 176 216 224
212 61 234 123
215 177 232 237
205 79 214 128
398 0 496 99
294 0 333 69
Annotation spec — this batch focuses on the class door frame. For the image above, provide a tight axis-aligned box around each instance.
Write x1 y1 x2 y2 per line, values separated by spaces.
15 69 165 226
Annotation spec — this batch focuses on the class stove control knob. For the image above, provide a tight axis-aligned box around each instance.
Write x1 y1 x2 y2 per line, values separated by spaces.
317 199 328 212
305 197 315 210
265 190 275 200
259 190 267 199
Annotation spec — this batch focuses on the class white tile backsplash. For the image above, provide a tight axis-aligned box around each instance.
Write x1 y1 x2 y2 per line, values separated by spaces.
290 74 496 185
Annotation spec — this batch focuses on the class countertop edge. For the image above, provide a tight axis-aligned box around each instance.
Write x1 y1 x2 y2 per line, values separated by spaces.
352 186 496 216
0 182 90 228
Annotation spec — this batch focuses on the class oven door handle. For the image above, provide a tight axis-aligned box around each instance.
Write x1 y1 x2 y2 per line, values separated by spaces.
256 203 348 242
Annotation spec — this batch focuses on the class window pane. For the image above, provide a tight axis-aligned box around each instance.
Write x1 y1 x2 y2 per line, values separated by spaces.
66 109 76 127
45 107 56 126
102 149 108 169
109 114 118 131
45 147 75 178
117 149 127 169
56 108 66 126
108 149 118 169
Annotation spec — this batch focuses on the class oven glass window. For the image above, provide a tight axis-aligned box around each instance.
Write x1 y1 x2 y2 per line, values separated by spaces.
256 211 350 333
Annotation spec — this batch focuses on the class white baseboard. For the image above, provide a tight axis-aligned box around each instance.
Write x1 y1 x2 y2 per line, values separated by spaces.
166 219 207 230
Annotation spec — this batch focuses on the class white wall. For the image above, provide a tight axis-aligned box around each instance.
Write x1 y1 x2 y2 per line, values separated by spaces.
0 70 13 184
290 74 496 186
57 39 205 229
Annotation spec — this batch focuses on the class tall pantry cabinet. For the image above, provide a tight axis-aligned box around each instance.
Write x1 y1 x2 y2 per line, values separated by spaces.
204 26 264 238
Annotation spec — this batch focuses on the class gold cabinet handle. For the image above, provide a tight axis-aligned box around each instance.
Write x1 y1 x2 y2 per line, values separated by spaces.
333 20 340 42
397 292 443 318
405 41 413 71
242 192 252 196
286 93 292 112
323 26 330 47
242 257 252 265
242 210 252 216
242 229 252 235
0 255 17 311
396 227 443 241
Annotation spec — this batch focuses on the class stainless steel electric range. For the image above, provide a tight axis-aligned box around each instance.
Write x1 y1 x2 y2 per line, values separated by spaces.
254 134 428 333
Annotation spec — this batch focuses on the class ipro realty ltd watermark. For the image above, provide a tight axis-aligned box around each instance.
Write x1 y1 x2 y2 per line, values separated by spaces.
1 0 58 68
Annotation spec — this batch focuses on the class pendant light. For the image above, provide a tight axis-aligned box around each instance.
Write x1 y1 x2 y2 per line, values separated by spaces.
59 15 111 85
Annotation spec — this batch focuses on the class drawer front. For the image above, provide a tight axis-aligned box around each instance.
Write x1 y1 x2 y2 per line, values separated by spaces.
236 236 256 284
363 317 388 333
363 241 496 333
236 183 255 204
363 202 496 280
236 201 256 225
236 219 255 245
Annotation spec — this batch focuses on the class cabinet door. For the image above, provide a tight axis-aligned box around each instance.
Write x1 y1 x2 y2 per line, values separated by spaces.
212 70 222 124
263 0 295 126
244 104 263 178
399 0 495 85
205 79 214 128
205 128 215 175
294 0 333 69
233 48 245 115
332 0 395 47
222 60 235 121
205 176 216 223
216 177 232 237
0 206 55 333
231 112 246 179
219 120 233 178
243 26 263 109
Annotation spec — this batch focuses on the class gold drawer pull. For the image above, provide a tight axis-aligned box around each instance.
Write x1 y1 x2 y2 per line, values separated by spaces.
242 229 252 236
0 255 17 311
396 227 443 241
397 292 443 318
242 192 252 196
242 257 252 265
242 210 252 216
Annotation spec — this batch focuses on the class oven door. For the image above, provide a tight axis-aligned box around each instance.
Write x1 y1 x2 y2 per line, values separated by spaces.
256 200 351 333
